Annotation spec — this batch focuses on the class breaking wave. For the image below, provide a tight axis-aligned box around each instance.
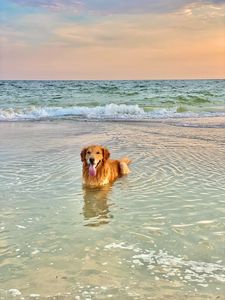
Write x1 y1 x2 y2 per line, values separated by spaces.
0 103 224 121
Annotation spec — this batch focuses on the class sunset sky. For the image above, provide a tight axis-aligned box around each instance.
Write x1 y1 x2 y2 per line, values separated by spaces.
0 0 224 79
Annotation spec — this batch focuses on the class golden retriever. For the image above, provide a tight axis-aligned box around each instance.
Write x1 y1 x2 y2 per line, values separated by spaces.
80 145 131 187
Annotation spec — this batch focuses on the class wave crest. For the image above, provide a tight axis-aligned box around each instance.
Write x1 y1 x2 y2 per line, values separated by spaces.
0 104 145 121
0 103 224 121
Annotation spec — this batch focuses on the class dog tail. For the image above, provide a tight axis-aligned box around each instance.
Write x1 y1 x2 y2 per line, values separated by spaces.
120 157 132 165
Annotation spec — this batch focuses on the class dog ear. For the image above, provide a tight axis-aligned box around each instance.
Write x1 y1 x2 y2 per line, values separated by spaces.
102 147 110 161
80 148 87 162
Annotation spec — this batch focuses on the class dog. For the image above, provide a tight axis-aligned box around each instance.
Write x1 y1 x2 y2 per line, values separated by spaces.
80 145 131 187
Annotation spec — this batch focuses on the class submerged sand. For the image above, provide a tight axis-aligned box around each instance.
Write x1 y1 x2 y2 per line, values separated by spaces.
0 117 225 300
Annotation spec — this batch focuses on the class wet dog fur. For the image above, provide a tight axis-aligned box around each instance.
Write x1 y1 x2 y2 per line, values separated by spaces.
81 145 131 187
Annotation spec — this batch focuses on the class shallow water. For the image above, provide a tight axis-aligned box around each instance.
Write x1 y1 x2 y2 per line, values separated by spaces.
0 119 225 299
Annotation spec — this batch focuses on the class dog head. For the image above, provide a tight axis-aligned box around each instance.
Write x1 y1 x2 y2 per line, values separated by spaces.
80 145 110 176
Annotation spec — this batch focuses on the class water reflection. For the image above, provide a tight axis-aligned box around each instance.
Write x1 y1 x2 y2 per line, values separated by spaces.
82 185 113 226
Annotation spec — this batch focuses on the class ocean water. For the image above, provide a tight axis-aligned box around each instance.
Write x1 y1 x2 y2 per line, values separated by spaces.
0 80 225 299
0 80 225 121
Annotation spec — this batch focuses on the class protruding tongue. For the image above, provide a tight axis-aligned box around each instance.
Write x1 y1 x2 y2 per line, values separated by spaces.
89 165 96 177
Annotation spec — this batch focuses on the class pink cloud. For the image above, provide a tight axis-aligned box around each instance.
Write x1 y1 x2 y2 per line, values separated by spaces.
10 0 225 14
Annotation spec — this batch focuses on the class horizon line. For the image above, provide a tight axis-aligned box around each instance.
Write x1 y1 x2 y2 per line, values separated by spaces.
0 78 224 81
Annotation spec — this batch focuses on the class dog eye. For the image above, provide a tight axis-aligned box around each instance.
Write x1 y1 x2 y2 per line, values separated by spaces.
87 151 91 154
96 151 100 154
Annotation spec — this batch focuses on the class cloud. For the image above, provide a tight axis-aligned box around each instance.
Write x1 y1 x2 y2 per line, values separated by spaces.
9 0 85 13
0 13 63 48
10 0 225 14
2 1 224 79
2 2 224 51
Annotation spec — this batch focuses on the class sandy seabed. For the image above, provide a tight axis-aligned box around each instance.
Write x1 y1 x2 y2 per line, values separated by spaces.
0 117 225 300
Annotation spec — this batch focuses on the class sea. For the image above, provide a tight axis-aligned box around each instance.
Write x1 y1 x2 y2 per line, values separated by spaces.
0 80 225 299
0 79 225 121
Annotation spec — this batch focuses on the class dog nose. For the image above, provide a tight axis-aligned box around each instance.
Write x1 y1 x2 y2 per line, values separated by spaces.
89 158 95 165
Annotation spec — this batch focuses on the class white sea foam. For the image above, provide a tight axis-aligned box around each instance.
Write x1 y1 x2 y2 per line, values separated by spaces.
8 289 22 296
0 104 145 121
105 242 225 284
1 102 225 123
1 103 222 122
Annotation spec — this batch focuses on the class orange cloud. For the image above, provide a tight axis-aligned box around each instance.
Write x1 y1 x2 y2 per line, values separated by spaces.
1 3 224 79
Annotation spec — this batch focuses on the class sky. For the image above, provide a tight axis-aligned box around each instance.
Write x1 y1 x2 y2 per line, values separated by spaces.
0 0 225 79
